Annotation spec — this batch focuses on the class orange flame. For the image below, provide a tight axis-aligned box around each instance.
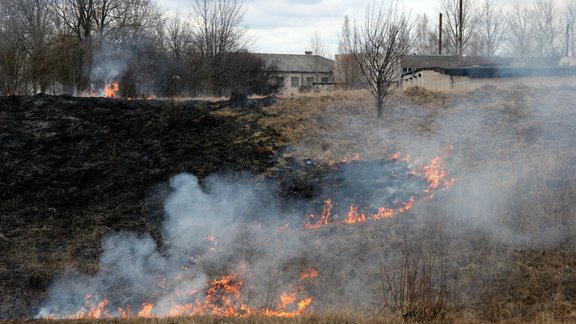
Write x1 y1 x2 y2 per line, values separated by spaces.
277 222 290 232
53 268 317 320
104 82 119 98
299 268 319 281
137 303 154 318
303 151 454 229
304 199 332 229
41 150 455 320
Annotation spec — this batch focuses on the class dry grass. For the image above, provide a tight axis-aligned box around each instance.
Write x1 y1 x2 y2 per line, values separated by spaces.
33 313 407 324
9 85 576 323
254 85 576 322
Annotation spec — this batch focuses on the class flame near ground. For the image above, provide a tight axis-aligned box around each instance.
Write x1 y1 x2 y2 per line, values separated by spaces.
37 151 453 320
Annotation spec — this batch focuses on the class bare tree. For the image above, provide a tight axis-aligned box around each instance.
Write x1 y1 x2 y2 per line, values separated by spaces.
532 0 559 57
308 30 327 58
336 15 365 89
190 0 249 94
308 30 328 87
0 0 27 94
338 15 351 55
16 0 56 93
165 14 192 60
340 0 411 119
507 0 534 57
476 0 507 56
0 0 56 94
51 0 98 91
93 0 123 40
52 0 97 40
566 0 576 56
113 0 162 41
413 13 439 55
439 0 478 56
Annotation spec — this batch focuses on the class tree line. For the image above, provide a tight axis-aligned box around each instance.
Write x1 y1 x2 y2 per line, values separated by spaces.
0 0 277 97
413 0 574 58
338 0 575 120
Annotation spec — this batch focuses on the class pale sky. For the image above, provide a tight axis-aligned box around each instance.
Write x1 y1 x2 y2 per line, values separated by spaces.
158 0 565 58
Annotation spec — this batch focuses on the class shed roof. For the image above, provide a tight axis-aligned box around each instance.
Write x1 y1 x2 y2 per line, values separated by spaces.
255 53 335 73
435 65 576 78
401 55 553 69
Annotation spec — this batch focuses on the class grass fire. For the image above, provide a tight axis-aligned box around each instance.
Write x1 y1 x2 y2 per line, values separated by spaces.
2 84 576 323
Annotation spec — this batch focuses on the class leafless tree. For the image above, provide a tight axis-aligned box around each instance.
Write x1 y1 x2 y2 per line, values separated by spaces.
413 13 439 55
52 0 96 41
566 0 576 56
439 0 478 56
165 14 192 60
532 0 559 57
0 0 56 94
507 1 534 57
190 0 249 94
0 1 27 94
308 30 328 58
0 0 264 97
336 15 365 89
51 0 98 91
308 30 328 87
113 0 162 41
476 0 507 56
340 0 411 119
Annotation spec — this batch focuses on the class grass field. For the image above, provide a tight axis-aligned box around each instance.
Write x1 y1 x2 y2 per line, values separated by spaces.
4 85 576 323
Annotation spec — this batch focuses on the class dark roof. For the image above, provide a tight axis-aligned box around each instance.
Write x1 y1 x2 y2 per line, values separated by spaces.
401 55 554 69
434 66 576 78
255 53 335 73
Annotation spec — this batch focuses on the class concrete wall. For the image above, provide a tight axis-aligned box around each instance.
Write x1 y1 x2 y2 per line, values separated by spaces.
402 69 576 91
278 72 333 95
560 57 576 66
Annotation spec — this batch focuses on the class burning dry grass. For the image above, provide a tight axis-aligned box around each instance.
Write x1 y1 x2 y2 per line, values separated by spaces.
33 313 408 324
4 84 576 323
253 84 576 322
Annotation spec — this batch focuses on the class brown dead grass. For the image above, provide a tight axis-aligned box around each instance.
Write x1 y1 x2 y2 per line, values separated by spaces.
33 313 406 324
9 85 576 323
256 85 576 322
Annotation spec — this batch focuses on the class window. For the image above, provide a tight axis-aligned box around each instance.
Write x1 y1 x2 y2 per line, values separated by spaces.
290 77 299 87
305 77 314 86
321 77 329 83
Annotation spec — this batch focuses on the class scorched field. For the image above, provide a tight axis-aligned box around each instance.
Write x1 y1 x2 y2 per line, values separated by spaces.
1 85 576 323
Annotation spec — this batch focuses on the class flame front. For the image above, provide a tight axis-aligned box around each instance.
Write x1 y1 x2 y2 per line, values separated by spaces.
104 82 119 98
40 150 455 320
304 152 454 229
47 269 317 319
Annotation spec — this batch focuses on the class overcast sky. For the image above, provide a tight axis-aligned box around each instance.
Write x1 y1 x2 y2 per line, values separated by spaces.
158 0 565 58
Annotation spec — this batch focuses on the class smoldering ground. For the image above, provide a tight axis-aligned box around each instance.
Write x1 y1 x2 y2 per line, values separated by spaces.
35 84 576 320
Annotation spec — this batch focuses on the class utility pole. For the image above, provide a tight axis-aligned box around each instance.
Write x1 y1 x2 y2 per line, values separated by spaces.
458 0 463 56
566 23 571 57
439 13 443 55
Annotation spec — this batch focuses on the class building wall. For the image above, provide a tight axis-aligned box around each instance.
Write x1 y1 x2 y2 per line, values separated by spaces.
560 57 576 66
402 70 576 91
278 72 334 95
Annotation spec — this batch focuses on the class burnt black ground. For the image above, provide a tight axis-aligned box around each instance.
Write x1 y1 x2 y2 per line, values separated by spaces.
0 95 281 319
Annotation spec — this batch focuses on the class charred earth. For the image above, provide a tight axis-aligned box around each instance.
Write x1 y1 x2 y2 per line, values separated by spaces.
3 86 576 322
0 94 282 319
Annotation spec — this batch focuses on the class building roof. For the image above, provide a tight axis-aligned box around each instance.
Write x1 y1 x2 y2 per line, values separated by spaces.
255 53 335 73
401 55 554 69
434 65 576 78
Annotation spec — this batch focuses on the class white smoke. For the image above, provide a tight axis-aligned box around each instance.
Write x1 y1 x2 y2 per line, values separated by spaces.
37 173 306 318
90 42 129 86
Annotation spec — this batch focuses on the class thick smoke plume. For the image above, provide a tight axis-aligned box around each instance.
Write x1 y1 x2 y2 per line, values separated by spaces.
37 85 576 320
38 173 308 318
37 151 449 318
